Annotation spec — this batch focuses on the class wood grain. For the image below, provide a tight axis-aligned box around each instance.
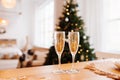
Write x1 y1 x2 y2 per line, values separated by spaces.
0 61 113 80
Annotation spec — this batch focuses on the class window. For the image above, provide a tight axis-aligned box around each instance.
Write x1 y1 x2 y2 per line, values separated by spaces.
101 0 120 53
34 0 54 48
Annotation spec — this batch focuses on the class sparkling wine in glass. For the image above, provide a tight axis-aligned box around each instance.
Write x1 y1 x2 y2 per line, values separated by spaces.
68 31 79 73
54 31 65 73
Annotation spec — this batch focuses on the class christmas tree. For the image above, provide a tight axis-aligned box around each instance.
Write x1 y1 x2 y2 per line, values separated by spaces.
44 0 96 65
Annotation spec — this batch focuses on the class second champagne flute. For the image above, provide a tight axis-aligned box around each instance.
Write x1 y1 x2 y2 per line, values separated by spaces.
68 31 79 73
54 31 65 73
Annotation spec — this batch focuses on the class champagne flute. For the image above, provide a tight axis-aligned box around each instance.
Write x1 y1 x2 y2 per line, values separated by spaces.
68 31 79 73
54 31 65 73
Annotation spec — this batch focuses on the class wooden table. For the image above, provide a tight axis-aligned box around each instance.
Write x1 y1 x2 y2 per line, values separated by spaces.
0 60 116 80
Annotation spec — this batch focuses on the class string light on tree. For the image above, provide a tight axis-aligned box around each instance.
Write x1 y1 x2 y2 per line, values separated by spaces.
78 51 80 54
66 9 69 11
81 55 84 61
75 23 78 26
67 12 70 15
80 49 83 52
86 50 89 53
86 55 89 61
67 5 69 8
56 26 60 30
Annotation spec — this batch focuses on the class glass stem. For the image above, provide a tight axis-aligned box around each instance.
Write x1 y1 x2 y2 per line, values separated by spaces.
72 54 75 70
58 54 61 70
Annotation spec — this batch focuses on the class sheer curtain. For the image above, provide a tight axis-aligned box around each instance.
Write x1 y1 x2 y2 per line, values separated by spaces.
101 0 120 53
77 0 103 52
77 0 120 53
34 0 54 48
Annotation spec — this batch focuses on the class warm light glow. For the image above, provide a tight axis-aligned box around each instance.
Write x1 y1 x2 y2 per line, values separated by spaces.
0 18 8 26
1 0 16 8
0 18 8 34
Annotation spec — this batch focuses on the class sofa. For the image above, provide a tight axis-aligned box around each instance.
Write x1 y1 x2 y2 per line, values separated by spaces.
0 39 49 69
0 59 19 70
17 47 49 68
0 48 49 70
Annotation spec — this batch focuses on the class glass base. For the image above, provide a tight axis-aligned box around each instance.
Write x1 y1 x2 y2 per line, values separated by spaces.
52 69 66 74
66 69 79 74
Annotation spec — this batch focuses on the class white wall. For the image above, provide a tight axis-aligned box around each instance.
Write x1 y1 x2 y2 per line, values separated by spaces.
54 0 64 26
0 0 35 49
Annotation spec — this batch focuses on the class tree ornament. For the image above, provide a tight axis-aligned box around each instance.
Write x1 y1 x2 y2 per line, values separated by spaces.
65 17 69 22
83 36 87 39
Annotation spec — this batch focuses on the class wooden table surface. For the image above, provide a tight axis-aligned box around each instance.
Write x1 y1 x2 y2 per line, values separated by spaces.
0 61 115 80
